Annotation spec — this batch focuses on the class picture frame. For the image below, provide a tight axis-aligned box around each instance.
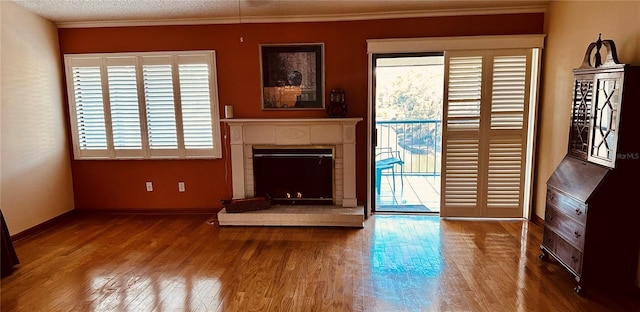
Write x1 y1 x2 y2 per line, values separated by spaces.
260 43 324 110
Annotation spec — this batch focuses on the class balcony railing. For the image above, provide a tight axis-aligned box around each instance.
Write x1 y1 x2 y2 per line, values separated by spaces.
376 120 442 176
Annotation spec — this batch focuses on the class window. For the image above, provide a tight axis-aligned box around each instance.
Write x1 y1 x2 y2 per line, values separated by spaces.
64 51 221 159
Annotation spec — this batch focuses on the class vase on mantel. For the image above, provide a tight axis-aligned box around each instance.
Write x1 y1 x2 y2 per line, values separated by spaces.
326 88 347 118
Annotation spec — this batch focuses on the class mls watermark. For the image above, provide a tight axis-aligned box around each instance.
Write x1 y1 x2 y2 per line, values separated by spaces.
616 153 640 160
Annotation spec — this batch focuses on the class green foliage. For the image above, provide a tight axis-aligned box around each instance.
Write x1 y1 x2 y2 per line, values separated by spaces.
376 65 443 121
376 62 444 156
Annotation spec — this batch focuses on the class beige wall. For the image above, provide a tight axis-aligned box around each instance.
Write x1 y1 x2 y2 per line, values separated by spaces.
536 0 640 218
1 1 74 234
537 0 640 284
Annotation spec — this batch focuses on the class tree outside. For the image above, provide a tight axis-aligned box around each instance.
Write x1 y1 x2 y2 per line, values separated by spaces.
376 56 444 158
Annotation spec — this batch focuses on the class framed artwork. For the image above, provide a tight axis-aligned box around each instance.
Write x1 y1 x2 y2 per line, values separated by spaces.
260 43 324 110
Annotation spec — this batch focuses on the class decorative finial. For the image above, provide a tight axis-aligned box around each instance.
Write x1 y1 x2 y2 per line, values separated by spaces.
594 34 603 67
578 34 621 69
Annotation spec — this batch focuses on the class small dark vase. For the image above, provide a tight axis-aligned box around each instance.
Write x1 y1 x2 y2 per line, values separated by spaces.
327 88 347 118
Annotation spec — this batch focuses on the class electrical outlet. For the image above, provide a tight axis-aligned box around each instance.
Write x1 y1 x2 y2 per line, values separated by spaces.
146 181 153 192
178 182 185 192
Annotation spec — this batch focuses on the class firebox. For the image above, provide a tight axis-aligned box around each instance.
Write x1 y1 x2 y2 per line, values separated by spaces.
252 146 333 205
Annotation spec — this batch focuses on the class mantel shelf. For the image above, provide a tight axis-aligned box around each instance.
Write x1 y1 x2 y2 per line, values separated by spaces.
221 118 362 124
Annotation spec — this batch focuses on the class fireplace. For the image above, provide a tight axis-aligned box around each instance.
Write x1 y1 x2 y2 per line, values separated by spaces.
222 118 361 208
218 118 363 227
253 146 334 205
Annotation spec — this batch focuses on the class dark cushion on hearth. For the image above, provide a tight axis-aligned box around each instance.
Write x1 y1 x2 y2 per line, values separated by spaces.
222 197 271 213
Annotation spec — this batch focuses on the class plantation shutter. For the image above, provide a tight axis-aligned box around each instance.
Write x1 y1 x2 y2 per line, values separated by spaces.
442 49 532 218
106 57 144 158
486 53 530 216
142 56 179 156
68 57 109 158
442 53 483 216
65 51 222 160
177 54 219 157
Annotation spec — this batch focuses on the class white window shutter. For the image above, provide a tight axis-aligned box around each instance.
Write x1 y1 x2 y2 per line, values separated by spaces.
444 137 479 208
446 56 482 131
485 53 530 214
106 59 143 153
442 49 532 218
442 53 482 216
486 136 524 209
490 55 527 130
68 58 110 159
178 63 214 149
65 51 222 160
142 58 178 151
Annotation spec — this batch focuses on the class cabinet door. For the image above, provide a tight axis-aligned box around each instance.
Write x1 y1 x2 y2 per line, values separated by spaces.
587 71 623 168
568 74 594 160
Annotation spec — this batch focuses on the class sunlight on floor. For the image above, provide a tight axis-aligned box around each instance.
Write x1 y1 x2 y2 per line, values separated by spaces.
376 175 440 213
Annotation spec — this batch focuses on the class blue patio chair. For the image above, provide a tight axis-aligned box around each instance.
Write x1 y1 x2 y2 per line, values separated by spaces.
375 147 404 194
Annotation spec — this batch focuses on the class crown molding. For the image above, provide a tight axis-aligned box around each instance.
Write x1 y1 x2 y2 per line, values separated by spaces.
56 5 547 29
56 16 240 29
367 34 547 54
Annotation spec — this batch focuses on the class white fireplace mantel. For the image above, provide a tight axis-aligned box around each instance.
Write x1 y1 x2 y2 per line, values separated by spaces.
221 118 362 207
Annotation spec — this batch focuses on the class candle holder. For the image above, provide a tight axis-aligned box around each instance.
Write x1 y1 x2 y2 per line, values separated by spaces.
326 88 347 118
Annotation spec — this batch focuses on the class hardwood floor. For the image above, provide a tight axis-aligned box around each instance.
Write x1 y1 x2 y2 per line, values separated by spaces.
1 212 638 311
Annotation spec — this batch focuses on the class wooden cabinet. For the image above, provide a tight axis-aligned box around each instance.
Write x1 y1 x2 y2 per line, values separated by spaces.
570 70 625 168
540 36 640 294
567 74 593 159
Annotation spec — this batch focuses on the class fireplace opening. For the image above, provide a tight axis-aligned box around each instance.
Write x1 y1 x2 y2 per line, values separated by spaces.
253 147 333 205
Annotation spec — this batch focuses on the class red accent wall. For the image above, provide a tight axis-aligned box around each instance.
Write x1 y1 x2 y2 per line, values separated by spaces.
59 13 544 211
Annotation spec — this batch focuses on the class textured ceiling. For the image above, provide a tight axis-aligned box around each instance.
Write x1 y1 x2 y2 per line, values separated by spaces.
11 0 549 27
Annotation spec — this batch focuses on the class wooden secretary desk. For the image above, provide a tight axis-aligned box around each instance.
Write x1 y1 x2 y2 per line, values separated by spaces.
539 36 640 294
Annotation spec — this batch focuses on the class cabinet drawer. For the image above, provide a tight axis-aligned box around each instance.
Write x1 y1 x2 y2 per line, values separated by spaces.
545 207 586 250
542 227 556 251
543 228 583 275
546 187 587 224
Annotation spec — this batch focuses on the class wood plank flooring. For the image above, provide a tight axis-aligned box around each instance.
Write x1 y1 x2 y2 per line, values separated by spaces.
1 212 638 311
